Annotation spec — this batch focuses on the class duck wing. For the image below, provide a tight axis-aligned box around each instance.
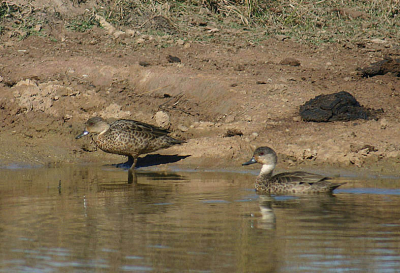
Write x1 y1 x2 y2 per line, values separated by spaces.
111 119 171 137
271 171 328 184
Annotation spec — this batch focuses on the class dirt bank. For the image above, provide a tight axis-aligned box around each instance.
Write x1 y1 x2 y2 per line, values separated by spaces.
1 1 400 176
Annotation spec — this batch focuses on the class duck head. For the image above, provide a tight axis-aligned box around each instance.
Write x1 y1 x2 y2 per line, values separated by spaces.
242 146 278 174
76 117 110 139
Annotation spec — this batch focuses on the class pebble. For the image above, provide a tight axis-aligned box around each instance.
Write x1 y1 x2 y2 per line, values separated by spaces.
177 124 188 132
154 111 170 128
380 118 388 129
280 58 301 66
225 115 235 123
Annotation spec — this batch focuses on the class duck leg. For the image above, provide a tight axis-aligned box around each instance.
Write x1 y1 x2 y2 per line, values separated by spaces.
130 156 138 171
127 155 138 184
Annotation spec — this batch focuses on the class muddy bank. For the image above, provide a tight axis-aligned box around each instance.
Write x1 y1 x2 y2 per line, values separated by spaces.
1 9 400 176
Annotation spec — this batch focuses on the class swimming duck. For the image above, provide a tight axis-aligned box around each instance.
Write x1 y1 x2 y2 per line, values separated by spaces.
76 117 185 170
242 146 344 194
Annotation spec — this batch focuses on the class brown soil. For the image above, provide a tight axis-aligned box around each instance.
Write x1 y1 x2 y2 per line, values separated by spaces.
1 3 400 176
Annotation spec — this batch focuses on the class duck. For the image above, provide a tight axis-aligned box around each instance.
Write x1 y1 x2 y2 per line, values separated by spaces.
242 146 344 194
76 117 185 170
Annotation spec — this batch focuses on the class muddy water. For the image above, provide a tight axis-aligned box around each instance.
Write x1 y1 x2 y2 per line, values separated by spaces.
1 166 400 272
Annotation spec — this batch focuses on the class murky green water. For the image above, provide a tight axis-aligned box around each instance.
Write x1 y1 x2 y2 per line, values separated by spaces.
1 165 400 272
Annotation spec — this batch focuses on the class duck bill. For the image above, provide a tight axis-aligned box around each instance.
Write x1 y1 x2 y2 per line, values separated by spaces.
242 157 257 166
75 130 89 139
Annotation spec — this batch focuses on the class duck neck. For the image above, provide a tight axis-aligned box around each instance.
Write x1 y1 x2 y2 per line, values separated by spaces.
257 164 274 184
99 124 110 135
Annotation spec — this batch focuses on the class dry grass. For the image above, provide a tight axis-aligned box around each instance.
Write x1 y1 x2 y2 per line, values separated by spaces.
1 0 399 44
199 0 400 43
95 0 399 44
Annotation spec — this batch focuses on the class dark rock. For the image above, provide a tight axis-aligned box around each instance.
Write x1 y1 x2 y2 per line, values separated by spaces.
224 129 243 137
358 57 400 77
139 61 151 67
167 55 181 63
280 58 301 66
299 91 380 122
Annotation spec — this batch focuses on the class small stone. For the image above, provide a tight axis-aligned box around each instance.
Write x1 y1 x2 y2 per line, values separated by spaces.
280 58 301 66
155 111 170 128
293 116 301 122
380 118 388 129
225 115 235 123
139 61 151 67
177 124 188 132
224 129 243 137
167 55 181 63
176 39 185 45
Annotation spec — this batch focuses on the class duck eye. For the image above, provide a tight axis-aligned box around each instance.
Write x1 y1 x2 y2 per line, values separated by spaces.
259 152 264 156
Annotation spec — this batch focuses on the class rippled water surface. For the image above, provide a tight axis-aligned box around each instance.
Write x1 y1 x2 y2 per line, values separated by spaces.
1 166 400 272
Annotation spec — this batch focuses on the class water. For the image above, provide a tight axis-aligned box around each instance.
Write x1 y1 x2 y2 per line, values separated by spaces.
1 166 400 272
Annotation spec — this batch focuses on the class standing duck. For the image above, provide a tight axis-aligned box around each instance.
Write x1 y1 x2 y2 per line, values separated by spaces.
76 117 185 171
243 146 344 194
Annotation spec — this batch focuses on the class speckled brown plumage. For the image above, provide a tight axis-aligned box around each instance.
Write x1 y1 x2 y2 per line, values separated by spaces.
76 117 185 170
243 146 344 194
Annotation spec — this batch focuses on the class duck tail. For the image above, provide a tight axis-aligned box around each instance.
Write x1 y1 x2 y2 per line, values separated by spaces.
168 136 186 145
174 138 187 144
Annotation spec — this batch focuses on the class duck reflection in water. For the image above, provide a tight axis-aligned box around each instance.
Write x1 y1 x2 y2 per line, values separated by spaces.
253 196 276 230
